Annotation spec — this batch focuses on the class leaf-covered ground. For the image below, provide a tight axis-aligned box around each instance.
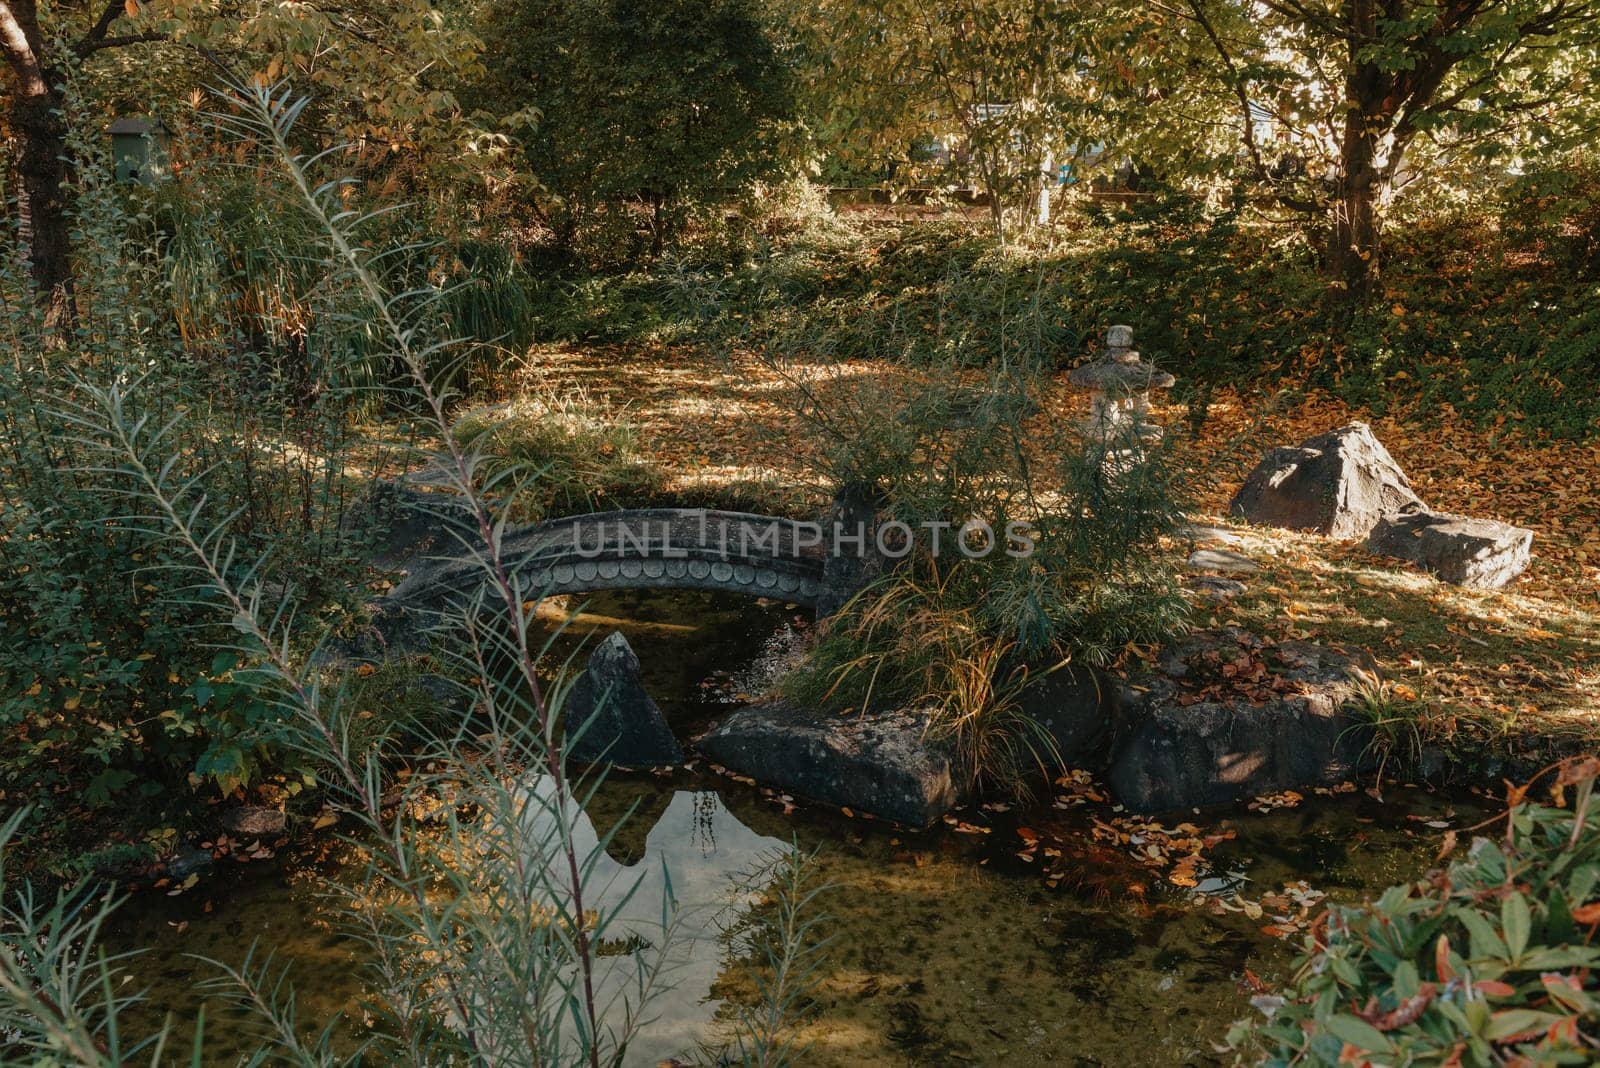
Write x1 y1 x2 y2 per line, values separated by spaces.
492 341 1599 768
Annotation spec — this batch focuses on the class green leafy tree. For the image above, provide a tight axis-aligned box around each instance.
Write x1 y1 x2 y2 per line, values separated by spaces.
1 0 482 319
791 0 1106 242
473 0 801 259
1119 0 1600 299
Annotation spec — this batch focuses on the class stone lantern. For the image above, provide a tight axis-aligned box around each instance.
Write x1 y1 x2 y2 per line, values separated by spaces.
1067 325 1174 445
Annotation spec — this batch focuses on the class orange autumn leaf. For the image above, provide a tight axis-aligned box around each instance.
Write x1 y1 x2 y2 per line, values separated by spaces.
1435 934 1456 982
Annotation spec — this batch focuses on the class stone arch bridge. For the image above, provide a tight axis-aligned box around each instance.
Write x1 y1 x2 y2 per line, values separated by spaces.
385 508 852 619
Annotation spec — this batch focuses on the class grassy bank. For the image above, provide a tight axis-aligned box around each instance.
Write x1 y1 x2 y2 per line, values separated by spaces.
520 205 1600 441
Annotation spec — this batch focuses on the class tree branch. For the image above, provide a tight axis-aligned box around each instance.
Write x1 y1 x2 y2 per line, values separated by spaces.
73 30 165 56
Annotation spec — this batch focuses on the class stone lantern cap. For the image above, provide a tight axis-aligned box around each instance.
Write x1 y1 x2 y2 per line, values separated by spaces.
1067 325 1174 392
1067 361 1175 391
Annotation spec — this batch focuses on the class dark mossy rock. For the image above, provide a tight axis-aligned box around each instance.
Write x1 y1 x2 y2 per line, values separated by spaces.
1106 629 1374 813
1014 665 1123 772
696 700 961 827
1230 422 1421 540
565 632 685 768
221 805 286 838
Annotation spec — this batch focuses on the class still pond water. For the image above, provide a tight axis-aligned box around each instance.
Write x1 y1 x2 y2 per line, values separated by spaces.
104 591 1487 1066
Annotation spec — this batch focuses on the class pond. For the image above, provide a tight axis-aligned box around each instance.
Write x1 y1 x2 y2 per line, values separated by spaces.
101 591 1489 1066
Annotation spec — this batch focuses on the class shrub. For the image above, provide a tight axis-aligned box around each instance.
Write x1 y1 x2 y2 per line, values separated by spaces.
780 363 1190 795
450 390 662 521
0 109 375 826
1230 756 1600 1066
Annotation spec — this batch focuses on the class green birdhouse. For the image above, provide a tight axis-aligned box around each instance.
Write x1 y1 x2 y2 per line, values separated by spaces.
110 116 170 184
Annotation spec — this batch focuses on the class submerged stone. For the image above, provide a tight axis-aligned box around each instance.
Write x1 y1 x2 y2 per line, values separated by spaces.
696 700 961 827
1106 630 1372 812
565 632 685 768
163 845 216 881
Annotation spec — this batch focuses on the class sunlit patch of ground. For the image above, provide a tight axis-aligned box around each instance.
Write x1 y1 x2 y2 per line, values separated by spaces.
468 341 1598 763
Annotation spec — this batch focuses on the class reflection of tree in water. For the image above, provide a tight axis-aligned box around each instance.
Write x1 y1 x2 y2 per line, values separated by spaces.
692 791 720 857
580 778 673 866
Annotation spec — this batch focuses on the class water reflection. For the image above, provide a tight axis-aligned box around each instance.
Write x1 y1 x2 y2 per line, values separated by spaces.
563 778 787 1064
91 590 1490 1066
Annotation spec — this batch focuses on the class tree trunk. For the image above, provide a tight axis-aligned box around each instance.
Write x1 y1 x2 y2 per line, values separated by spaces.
1326 0 1384 304
11 84 74 323
1035 149 1053 228
1327 106 1387 304
978 150 1005 247
2 0 74 323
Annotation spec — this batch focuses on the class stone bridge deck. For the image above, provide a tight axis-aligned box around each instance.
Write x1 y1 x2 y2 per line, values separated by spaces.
386 507 832 610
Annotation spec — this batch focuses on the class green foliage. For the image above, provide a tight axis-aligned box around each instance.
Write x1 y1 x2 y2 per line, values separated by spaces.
450 390 662 521
149 167 536 398
1230 758 1600 1066
0 106 378 825
472 0 802 262
1502 153 1600 282
780 364 1189 793
786 0 1107 239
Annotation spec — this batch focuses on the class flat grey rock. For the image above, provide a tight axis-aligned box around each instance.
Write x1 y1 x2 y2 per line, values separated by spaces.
221 806 286 838
1106 630 1372 812
1181 524 1246 547
565 632 685 768
1367 506 1532 589
1187 575 1248 600
1230 423 1422 539
1187 548 1258 574
697 700 961 826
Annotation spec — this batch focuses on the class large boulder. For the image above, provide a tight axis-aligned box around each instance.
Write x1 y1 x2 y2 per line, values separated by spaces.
696 701 961 827
1105 630 1372 813
1230 423 1422 539
1368 506 1533 589
564 632 685 768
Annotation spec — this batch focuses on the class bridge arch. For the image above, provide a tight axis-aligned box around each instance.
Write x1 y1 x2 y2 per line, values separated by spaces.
386 508 833 610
